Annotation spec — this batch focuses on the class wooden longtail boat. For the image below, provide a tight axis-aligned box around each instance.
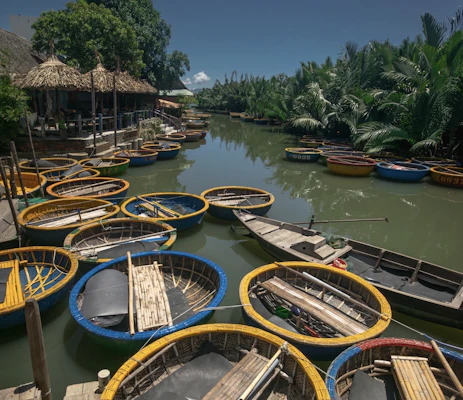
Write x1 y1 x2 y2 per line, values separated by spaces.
234 211 463 328
19 197 119 245
230 111 241 118
240 262 391 360
201 186 274 221
121 192 209 230
1 172 47 198
69 251 227 346
327 156 376 176
40 166 100 187
113 150 158 167
376 161 430 182
63 218 177 268
46 177 130 203
18 157 77 173
299 139 325 148
141 143 181 160
100 324 330 400
0 246 78 329
430 166 463 188
240 114 255 122
319 151 364 165
254 118 270 125
411 157 459 167
156 133 186 144
326 338 463 400
78 157 130 176
285 148 322 162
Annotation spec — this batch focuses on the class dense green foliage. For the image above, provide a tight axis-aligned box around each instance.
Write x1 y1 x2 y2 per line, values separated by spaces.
198 10 463 157
0 75 29 150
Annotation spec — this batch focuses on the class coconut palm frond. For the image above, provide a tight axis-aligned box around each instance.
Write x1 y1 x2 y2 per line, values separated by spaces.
421 12 446 49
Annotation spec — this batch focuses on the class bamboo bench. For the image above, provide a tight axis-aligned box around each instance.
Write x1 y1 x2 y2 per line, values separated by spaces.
259 277 367 336
0 260 24 310
132 262 172 332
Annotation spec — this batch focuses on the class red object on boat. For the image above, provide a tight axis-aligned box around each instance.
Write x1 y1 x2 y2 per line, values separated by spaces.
331 258 347 270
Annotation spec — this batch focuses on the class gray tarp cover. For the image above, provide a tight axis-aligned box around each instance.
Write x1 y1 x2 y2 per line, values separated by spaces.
0 267 12 303
80 269 128 319
250 297 299 333
349 370 399 400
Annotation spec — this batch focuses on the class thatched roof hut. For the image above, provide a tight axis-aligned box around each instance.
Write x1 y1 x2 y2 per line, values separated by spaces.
83 62 115 93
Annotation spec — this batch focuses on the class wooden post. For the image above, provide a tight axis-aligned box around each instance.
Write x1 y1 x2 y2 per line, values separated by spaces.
10 142 29 207
127 251 135 336
25 117 45 198
431 340 463 397
5 157 18 198
113 75 118 148
98 113 103 135
77 114 82 136
91 71 97 153
25 299 52 400
0 162 20 237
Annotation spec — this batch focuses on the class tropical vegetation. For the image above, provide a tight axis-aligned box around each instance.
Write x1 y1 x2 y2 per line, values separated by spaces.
198 9 463 158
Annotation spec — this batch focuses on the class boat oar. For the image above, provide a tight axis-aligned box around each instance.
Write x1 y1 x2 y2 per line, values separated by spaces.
292 215 388 227
431 340 463 397
274 262 389 321
127 251 135 336
439 167 463 175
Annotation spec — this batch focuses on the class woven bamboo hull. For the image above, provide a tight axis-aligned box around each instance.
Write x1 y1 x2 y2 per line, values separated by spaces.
79 158 130 176
69 251 227 345
327 161 375 176
319 151 364 165
1 172 47 198
0 247 78 329
326 338 463 400
430 167 463 188
18 158 78 173
376 162 429 182
183 133 202 142
285 149 321 162
201 186 275 221
411 157 459 167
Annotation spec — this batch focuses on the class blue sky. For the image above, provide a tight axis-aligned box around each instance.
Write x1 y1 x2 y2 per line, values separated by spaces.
2 0 461 88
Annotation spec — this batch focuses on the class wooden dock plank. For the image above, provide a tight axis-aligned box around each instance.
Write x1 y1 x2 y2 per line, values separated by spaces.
0 383 41 400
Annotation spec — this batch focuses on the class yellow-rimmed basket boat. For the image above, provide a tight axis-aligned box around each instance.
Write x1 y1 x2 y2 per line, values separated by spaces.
299 139 325 148
18 197 120 245
156 133 186 144
63 218 177 269
230 111 241 118
46 177 130 203
78 157 130 176
0 246 78 329
100 323 330 400
18 157 78 173
201 186 275 220
240 261 391 360
40 167 100 187
430 166 463 188
327 156 376 177
1 172 47 198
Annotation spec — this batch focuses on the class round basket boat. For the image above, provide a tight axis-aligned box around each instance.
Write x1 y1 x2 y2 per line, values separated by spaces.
182 131 202 142
121 192 209 230
369 154 411 163
181 129 208 139
0 246 78 329
318 145 352 151
376 162 430 182
1 172 47 198
411 157 458 167
240 114 254 122
326 337 463 400
63 218 177 269
156 133 186 144
230 111 241 118
254 118 270 125
113 150 158 167
299 139 325 148
327 156 376 177
285 148 322 162
18 197 120 245
141 143 181 160
201 186 275 221
430 166 463 188
100 323 330 400
46 177 130 204
69 251 227 346
319 151 365 165
78 157 130 176
239 262 391 360
40 167 100 187
18 157 78 173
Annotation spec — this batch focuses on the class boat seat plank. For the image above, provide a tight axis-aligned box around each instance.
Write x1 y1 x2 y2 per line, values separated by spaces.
391 356 445 400
202 348 270 400
132 263 172 332
60 183 120 196
0 260 24 311
259 277 367 337
38 209 109 228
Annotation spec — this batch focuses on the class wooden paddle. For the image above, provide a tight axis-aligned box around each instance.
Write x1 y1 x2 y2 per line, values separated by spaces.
439 167 463 176
127 251 135 336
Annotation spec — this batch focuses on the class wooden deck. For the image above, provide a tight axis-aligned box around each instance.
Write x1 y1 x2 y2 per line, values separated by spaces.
64 381 100 400
0 198 19 247
0 383 41 400
259 277 367 336
133 262 172 332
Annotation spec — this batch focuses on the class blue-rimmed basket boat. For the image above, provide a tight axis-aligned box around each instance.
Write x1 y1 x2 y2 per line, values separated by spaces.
1 172 47 198
46 177 130 204
240 261 391 360
40 167 100 188
141 143 181 160
0 246 78 329
19 197 120 245
326 337 463 400
99 323 330 400
376 161 430 182
69 251 227 347
285 148 322 162
78 157 130 176
113 150 158 167
63 218 177 270
121 192 209 230
430 166 463 188
201 186 274 221
18 157 78 173
156 134 186 144
319 151 365 165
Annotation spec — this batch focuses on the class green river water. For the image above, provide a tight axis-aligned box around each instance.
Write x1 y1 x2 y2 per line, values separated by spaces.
1 114 462 397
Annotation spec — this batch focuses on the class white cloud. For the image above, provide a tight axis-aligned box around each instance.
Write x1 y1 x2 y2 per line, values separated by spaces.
193 71 210 84
181 78 192 85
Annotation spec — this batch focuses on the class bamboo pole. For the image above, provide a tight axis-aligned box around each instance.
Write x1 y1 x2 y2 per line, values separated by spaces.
113 74 118 148
431 340 463 397
91 71 97 153
127 251 135 336
10 142 29 207
297 216 388 226
0 162 20 237
25 116 45 198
